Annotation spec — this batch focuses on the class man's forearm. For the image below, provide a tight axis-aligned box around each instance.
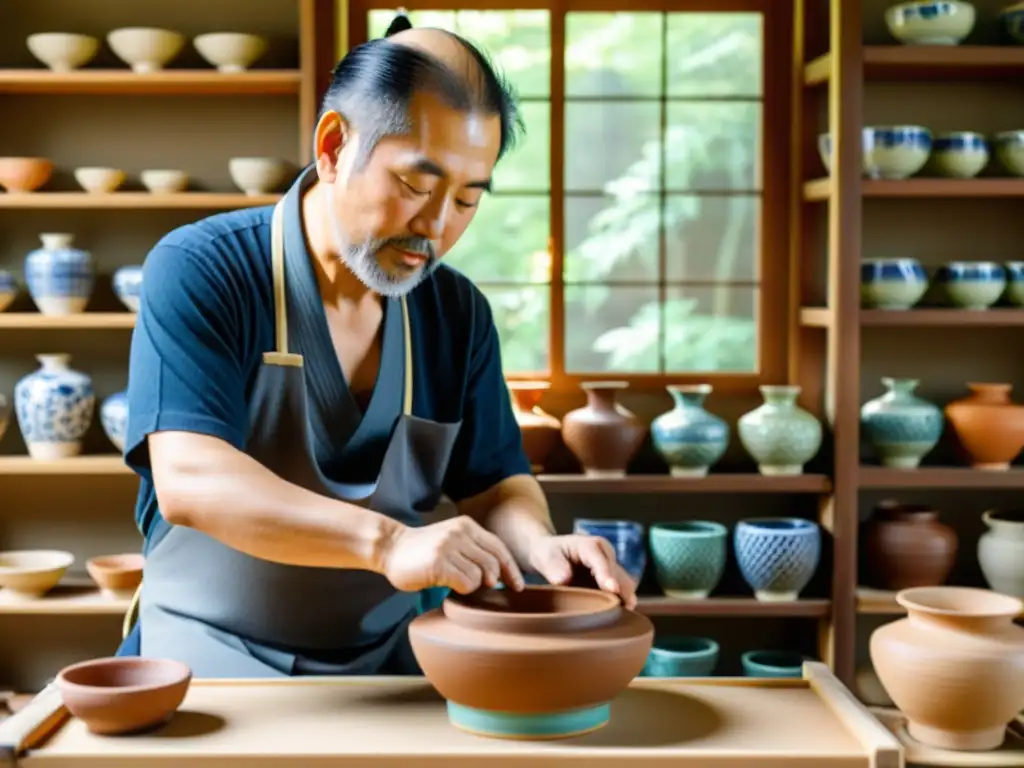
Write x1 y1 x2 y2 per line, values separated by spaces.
149 431 403 573
458 474 555 570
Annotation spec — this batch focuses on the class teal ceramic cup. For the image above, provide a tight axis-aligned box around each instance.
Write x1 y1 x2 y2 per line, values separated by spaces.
741 650 809 678
649 521 728 599
643 636 719 677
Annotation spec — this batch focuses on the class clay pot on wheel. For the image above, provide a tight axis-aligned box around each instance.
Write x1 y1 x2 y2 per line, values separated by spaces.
860 501 957 590
507 381 560 473
561 381 646 477
869 586 1024 751
945 383 1024 470
408 585 653 739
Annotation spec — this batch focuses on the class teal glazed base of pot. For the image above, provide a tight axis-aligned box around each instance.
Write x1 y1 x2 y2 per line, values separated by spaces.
447 701 611 740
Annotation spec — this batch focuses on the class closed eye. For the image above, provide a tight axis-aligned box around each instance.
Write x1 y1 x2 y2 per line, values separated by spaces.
401 179 428 196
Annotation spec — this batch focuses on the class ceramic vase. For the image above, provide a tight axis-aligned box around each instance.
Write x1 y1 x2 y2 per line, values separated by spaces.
945 382 1024 470
561 382 646 477
860 501 957 590
978 510 1024 598
507 381 560 473
100 390 128 453
24 233 94 316
0 269 17 312
734 518 821 601
650 384 729 477
737 385 822 475
112 265 143 313
14 354 95 459
648 521 728 599
860 378 943 469
573 519 646 584
870 586 1024 751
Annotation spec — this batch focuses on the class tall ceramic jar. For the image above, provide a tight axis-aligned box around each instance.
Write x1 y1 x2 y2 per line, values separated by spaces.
860 501 958 590
737 385 822 475
860 378 943 468
650 384 729 477
870 586 1024 751
14 354 95 460
561 381 646 477
977 510 1024 598
507 381 560 473
24 233 94 316
100 389 129 453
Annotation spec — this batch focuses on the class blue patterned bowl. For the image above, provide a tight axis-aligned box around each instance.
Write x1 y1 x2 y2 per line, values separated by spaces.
643 636 719 677
860 258 928 309
1005 261 1024 306
1001 2 1024 44
885 1 977 45
100 390 128 453
573 519 646 583
734 518 821 602
863 126 932 179
649 521 727 599
994 130 1024 176
936 261 1006 309
741 650 810 679
930 131 989 178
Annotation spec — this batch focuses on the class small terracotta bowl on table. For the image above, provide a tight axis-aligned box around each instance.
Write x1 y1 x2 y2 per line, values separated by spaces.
86 553 144 599
409 584 653 740
56 657 192 735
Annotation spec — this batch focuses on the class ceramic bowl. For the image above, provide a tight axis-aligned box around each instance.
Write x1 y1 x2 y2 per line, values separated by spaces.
1001 2 1024 44
885 1 976 45
1005 262 1024 306
643 636 719 677
26 32 100 71
929 131 989 178
193 32 268 72
107 28 185 73
0 550 74 598
936 261 1006 309
56 657 192 735
994 130 1024 176
734 518 821 601
864 126 932 179
112 265 143 312
648 521 728 599
741 650 810 678
99 390 128 452
860 258 929 309
0 157 54 193
141 169 188 194
86 553 143 599
228 157 292 195
0 270 17 313
73 167 126 194
573 519 646 583
408 585 653 739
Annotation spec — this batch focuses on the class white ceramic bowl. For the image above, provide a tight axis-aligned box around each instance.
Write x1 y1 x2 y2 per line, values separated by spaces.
995 130 1024 176
193 33 268 73
26 32 100 71
929 132 989 178
885 0 976 45
819 127 932 179
228 157 291 195
73 167 126 194
0 550 74 598
107 27 185 73
140 169 188 193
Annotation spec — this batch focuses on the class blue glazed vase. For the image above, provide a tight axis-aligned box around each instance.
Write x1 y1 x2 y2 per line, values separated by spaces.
734 518 821 602
15 353 95 460
651 384 729 477
112 265 143 313
573 519 646 583
860 377 943 469
24 233 94 316
100 389 128 453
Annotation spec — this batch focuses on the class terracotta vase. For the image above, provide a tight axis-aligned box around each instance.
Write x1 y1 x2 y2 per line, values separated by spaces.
507 381 560 473
408 585 653 739
860 501 958 590
869 586 1024 751
561 382 647 477
945 382 1024 470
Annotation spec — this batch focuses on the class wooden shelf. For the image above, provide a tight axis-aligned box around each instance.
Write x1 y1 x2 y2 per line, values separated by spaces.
0 313 135 329
638 596 831 618
0 192 280 209
0 583 128 616
805 46 1024 86
861 309 1024 326
0 69 302 96
537 473 832 494
0 456 131 475
804 178 1024 201
859 466 1024 489
800 308 833 328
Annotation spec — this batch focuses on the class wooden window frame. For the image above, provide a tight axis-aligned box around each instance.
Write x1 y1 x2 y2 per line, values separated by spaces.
346 0 791 396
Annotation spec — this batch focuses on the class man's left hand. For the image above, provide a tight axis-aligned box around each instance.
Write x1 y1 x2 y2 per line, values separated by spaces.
527 534 637 610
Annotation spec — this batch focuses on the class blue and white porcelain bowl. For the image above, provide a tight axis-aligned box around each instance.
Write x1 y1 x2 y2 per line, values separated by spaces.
0 269 17 313
818 130 879 176
112 265 143 313
937 261 1006 309
24 232 94 316
100 389 128 453
573 519 646 583
994 130 1024 176
861 258 929 309
1000 2 1024 44
734 518 821 602
930 131 989 178
1005 262 1024 306
14 353 95 460
886 1 977 45
864 126 932 179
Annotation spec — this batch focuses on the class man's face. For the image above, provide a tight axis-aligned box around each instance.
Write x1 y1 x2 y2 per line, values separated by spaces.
327 91 501 296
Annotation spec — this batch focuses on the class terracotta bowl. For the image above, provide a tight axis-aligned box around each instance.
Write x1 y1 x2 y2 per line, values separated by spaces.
56 657 192 735
408 585 653 739
0 157 53 193
945 402 1024 470
86 553 144 599
0 550 74 598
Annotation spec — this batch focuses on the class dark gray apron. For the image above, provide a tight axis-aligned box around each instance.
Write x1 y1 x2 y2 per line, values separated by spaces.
136 166 462 677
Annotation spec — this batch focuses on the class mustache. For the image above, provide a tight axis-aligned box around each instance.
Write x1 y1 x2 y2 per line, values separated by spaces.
384 236 436 260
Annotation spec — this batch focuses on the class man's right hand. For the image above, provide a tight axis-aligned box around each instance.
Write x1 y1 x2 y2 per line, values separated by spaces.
382 516 526 595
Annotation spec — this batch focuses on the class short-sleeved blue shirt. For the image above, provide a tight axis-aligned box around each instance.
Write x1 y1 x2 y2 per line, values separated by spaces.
125 203 531 544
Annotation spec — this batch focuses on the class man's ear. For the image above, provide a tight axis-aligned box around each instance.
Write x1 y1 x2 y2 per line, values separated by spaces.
314 110 354 183
384 9 412 36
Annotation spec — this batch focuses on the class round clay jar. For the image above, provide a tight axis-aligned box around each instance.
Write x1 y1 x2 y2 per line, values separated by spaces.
861 501 958 590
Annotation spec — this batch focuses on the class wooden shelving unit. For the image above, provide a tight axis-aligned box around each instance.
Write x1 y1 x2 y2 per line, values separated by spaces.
0 70 303 96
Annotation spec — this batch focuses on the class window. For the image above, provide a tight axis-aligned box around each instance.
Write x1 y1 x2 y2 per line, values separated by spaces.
348 0 788 390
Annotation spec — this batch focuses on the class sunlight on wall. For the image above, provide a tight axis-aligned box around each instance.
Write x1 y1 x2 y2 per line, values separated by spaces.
336 0 349 53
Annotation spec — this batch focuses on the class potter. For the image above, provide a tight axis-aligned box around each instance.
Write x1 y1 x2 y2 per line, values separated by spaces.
115 16 634 678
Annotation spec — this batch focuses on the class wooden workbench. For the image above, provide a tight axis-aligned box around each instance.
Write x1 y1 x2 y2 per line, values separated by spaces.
0 662 900 767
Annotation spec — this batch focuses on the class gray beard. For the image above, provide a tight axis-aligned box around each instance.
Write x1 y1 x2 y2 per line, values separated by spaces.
339 236 439 298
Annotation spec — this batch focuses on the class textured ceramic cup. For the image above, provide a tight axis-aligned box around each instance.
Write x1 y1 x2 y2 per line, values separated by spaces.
734 518 821 601
573 519 646 583
643 636 719 677
648 521 728 599
741 650 809 678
